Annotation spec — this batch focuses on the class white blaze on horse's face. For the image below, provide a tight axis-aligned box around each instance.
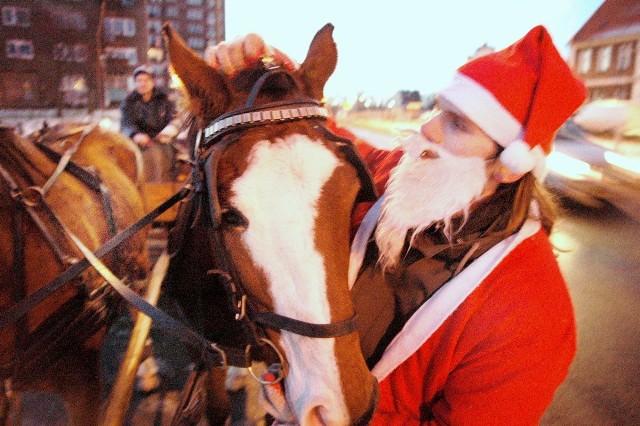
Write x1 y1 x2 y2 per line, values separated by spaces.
231 134 350 424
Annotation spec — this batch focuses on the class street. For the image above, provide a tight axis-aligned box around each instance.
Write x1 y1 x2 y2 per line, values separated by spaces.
543 201 640 425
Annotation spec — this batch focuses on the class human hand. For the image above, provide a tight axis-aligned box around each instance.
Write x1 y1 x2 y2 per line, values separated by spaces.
133 133 152 148
204 33 299 76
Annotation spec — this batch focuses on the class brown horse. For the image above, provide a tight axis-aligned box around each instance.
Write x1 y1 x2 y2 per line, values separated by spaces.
0 125 149 425
163 23 379 424
32 122 145 187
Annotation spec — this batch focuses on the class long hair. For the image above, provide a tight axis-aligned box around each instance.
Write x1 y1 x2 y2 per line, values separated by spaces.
490 172 559 242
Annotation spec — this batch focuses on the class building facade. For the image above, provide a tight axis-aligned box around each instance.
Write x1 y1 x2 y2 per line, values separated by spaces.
1 0 98 109
0 0 225 110
568 0 640 101
146 0 225 89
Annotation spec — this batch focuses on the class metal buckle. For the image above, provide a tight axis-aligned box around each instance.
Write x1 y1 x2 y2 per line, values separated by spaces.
246 338 287 385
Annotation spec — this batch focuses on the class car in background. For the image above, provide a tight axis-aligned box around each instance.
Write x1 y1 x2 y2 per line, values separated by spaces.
546 100 640 221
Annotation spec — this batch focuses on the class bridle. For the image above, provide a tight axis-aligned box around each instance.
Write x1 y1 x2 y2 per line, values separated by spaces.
179 65 377 382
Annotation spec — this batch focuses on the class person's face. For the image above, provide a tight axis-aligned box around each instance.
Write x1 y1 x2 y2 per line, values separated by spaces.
134 73 154 97
420 98 499 160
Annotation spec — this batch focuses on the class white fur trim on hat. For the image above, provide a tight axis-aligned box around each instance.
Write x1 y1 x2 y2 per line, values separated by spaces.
439 73 523 147
499 138 537 175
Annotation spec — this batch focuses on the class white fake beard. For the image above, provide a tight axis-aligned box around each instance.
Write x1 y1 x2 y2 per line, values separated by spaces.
375 132 489 270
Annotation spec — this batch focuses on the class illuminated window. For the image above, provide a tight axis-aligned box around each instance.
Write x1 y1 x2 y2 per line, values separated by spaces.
60 75 88 107
617 42 633 71
577 48 592 74
596 45 612 72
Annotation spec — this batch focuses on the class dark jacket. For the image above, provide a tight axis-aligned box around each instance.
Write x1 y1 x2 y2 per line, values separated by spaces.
120 87 175 139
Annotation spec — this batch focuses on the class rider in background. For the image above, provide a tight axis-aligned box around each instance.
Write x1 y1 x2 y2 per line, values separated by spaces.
120 65 178 182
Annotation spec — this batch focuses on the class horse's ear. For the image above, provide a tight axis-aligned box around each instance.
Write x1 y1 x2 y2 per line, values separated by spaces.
298 23 337 100
162 23 229 121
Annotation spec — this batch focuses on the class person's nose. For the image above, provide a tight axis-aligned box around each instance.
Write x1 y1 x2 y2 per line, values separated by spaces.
420 113 443 144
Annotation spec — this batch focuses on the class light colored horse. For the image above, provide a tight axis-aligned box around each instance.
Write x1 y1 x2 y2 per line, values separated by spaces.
162 23 379 424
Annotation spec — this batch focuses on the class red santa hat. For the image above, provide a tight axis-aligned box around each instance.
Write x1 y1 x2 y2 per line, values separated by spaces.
439 25 587 178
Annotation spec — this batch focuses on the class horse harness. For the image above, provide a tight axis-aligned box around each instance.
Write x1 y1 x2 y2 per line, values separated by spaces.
167 66 378 379
0 66 378 423
0 125 128 383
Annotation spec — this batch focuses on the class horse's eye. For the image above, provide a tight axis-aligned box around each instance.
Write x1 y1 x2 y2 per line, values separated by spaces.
221 208 249 228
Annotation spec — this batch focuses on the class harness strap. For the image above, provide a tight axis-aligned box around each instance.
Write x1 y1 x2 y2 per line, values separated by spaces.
0 185 191 330
40 123 97 195
35 140 118 237
252 311 359 339
64 227 251 368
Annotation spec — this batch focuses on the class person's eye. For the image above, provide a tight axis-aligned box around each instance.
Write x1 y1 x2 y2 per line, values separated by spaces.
445 112 468 132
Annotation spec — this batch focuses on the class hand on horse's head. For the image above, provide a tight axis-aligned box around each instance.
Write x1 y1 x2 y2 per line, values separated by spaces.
205 33 298 76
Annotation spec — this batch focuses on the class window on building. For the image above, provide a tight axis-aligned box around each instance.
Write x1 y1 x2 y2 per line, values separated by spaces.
149 34 163 48
53 43 88 62
187 8 204 20
2 6 31 27
187 23 204 34
51 10 87 31
207 13 216 25
148 4 162 18
60 75 88 107
167 20 181 32
596 45 612 72
104 46 138 66
104 17 137 41
187 37 205 50
148 19 162 34
165 6 179 18
186 0 204 5
5 39 34 60
616 42 634 71
577 48 592 74
121 0 135 7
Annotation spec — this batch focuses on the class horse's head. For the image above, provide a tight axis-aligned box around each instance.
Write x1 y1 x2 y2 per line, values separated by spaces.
164 24 378 424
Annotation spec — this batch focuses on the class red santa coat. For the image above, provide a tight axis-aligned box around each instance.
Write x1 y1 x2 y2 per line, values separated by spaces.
349 135 577 425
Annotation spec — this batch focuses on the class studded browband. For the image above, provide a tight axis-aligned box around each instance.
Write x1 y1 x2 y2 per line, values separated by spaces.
203 101 331 145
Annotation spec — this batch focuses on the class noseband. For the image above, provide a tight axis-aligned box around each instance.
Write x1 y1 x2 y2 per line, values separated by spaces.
184 66 377 378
